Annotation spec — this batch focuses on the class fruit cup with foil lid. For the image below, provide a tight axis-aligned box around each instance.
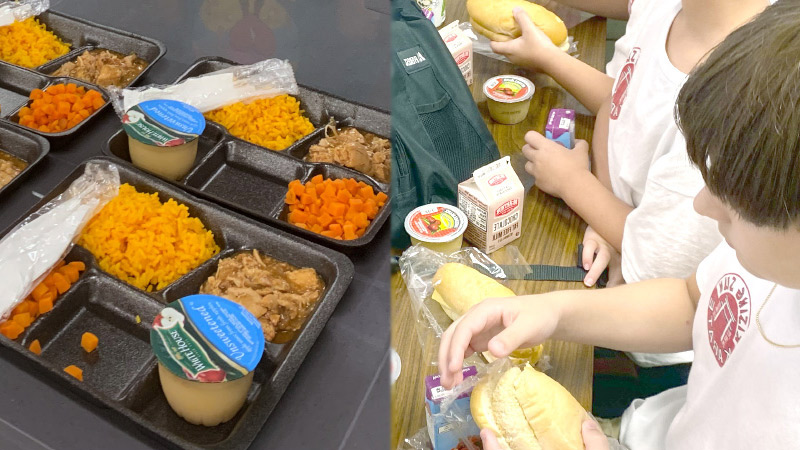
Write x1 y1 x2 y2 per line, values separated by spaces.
150 294 265 426
122 99 206 181
404 203 468 254
483 75 535 125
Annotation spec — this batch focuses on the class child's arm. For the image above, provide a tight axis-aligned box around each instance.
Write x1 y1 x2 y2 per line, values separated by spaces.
550 0 631 20
491 8 614 114
522 132 630 251
439 274 700 388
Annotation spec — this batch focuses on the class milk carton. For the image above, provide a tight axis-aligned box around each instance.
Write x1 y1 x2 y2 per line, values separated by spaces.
545 108 576 149
458 156 524 253
425 366 481 450
439 21 474 86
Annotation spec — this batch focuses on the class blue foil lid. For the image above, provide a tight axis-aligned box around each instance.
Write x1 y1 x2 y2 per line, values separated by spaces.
150 294 265 382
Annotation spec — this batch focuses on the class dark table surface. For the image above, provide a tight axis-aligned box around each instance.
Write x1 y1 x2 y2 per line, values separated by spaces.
0 1 390 449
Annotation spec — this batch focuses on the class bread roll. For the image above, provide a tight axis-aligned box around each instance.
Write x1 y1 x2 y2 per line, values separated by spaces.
515 364 585 450
432 263 515 320
432 263 544 365
471 364 586 450
466 0 569 51
493 367 543 450
471 371 513 450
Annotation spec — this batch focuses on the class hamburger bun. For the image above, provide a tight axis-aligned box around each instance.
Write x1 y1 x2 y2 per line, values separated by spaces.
467 0 569 51
432 263 544 365
471 363 586 450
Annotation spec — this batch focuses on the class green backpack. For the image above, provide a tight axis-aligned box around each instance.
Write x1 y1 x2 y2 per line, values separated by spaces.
391 0 500 249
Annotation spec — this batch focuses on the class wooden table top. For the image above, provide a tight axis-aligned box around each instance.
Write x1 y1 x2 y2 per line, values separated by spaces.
391 3 607 449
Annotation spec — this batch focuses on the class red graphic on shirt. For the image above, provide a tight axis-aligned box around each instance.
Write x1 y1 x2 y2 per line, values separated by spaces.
609 47 641 120
707 273 751 367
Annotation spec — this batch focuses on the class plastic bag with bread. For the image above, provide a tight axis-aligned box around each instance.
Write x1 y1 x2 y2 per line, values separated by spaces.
432 263 544 365
471 362 586 450
466 0 570 51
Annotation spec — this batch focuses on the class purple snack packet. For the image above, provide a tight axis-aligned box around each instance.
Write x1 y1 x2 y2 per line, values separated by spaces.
545 108 576 149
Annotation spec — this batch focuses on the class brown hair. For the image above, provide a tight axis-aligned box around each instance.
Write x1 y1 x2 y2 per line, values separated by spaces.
676 0 800 228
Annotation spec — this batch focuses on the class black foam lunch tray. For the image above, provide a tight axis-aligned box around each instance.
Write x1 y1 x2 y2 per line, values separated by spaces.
0 121 49 197
0 157 354 450
103 57 391 252
0 10 166 144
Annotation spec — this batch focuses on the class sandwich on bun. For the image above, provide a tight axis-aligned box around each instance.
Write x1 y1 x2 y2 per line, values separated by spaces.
432 263 544 365
471 363 586 450
467 0 570 51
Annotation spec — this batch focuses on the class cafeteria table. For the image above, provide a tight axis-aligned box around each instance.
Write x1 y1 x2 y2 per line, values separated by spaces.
391 2 607 448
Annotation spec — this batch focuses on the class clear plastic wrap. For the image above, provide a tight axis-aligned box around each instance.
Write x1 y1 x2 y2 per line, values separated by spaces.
397 244 550 369
459 0 585 63
0 163 120 319
460 21 578 64
109 58 299 116
0 0 49 27
400 357 630 450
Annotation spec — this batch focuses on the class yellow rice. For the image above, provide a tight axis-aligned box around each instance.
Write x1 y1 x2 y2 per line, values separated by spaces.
0 18 70 68
204 94 315 150
78 184 220 291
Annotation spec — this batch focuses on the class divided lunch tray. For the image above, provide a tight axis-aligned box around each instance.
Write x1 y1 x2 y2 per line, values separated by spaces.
0 122 49 197
104 57 391 252
0 10 166 144
0 158 355 450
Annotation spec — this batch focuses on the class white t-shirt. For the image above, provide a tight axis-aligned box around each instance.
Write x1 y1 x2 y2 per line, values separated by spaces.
619 242 800 449
605 0 723 366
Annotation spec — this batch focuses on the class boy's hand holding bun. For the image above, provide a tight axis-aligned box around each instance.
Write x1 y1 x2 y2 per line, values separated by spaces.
490 7 566 73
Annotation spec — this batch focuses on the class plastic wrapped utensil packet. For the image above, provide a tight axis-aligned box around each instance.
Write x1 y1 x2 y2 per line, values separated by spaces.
0 163 119 320
109 58 299 116
0 0 49 27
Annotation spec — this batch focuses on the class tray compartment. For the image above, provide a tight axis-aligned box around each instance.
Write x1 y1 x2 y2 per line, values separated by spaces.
183 140 308 219
32 11 166 85
17 272 161 402
105 121 228 182
0 157 355 450
0 63 49 119
5 76 111 142
0 122 49 197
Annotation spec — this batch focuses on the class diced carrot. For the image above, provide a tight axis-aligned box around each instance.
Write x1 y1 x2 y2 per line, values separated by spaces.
58 265 80 283
1 321 24 340
300 193 314 205
311 174 324 184
359 186 374 199
29 339 41 355
51 273 71 295
67 261 86 272
319 214 333 228
376 192 388 204
285 191 298 204
336 189 351 203
289 209 309 224
81 332 99 353
328 202 347 218
13 313 32 328
64 365 83 381
38 297 53 315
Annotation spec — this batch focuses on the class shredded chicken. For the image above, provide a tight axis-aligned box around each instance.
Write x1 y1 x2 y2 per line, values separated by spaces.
199 250 324 341
0 151 26 189
306 121 391 183
51 49 147 88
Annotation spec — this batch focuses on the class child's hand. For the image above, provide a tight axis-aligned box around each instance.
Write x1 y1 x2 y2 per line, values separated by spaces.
522 130 591 198
582 226 615 287
438 295 560 389
582 419 611 450
479 429 503 450
490 7 561 72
